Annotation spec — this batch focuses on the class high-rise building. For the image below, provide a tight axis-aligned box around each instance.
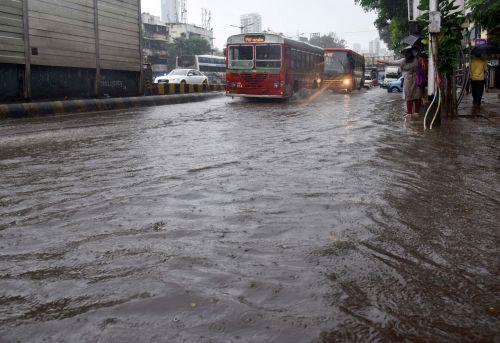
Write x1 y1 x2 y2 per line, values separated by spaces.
240 13 262 33
161 0 179 23
369 39 381 56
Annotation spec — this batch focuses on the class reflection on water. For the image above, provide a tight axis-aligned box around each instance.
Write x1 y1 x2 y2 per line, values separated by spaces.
0 89 498 342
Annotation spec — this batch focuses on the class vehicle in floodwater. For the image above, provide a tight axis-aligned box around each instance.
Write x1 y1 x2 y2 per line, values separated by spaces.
323 48 365 92
177 55 227 84
382 66 401 88
387 76 404 93
226 33 324 99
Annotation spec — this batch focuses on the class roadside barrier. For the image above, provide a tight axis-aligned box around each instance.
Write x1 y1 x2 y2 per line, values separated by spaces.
0 92 224 118
155 83 225 95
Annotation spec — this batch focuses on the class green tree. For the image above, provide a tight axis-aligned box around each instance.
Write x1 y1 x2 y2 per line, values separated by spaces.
466 0 500 31
354 0 408 52
308 32 347 48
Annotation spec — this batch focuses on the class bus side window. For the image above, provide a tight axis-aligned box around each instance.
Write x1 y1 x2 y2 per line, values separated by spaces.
286 48 291 70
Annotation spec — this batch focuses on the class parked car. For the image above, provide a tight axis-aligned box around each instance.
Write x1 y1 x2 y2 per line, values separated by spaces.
387 77 404 93
154 69 209 85
364 74 373 88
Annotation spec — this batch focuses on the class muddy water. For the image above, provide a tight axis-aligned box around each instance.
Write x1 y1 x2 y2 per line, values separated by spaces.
0 89 498 342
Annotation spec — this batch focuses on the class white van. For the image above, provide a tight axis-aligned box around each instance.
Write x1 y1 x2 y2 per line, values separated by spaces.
383 66 400 88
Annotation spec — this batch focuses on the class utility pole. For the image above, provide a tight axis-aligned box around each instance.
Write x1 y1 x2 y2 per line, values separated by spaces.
230 23 253 34
428 0 441 96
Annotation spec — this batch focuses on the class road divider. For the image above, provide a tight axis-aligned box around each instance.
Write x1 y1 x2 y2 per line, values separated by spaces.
155 84 225 95
0 91 225 118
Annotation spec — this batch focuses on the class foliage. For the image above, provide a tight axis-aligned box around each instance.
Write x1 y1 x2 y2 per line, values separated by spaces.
354 0 408 52
167 37 212 71
308 32 347 48
465 0 500 31
417 0 466 76
211 48 225 57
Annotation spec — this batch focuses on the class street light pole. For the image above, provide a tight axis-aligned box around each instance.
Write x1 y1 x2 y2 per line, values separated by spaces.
230 23 254 34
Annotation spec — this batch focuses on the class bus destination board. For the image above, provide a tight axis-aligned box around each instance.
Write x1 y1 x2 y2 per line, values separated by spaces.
244 35 266 43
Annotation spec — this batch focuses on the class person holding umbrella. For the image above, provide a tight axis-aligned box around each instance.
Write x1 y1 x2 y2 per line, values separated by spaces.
379 46 424 119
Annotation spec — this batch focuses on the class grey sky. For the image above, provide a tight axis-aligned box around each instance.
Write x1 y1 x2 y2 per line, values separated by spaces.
141 0 386 51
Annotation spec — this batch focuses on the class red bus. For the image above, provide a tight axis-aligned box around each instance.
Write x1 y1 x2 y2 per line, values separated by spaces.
323 48 365 91
226 33 324 99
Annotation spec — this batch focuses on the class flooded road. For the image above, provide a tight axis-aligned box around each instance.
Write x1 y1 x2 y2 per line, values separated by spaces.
0 88 498 342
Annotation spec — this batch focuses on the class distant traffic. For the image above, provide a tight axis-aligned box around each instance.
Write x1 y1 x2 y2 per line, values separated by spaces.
153 32 403 99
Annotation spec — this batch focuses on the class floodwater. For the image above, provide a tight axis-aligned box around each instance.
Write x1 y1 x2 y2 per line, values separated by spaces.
0 88 498 342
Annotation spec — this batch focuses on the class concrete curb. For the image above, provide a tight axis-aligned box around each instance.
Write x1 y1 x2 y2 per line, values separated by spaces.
0 92 223 118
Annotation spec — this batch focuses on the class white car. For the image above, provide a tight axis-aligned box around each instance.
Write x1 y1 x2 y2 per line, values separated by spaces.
364 74 373 88
154 69 208 85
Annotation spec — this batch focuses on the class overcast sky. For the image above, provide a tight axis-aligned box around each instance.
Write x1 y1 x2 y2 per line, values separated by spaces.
141 0 387 51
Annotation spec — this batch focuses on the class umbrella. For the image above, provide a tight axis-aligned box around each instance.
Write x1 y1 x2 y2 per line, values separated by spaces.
402 35 423 47
470 45 500 55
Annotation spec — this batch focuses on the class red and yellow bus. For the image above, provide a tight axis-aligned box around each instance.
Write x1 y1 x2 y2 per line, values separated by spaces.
323 48 365 91
226 33 324 99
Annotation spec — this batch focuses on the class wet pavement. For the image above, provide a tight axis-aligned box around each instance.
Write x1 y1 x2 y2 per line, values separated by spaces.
0 88 498 342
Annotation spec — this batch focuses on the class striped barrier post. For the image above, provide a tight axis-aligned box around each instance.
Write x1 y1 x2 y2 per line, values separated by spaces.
148 84 226 96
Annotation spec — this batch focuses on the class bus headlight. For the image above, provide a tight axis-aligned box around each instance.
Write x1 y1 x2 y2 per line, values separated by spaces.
343 79 351 86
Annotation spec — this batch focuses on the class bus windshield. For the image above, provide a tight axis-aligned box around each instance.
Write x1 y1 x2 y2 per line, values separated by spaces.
325 51 351 74
256 44 281 68
229 46 253 69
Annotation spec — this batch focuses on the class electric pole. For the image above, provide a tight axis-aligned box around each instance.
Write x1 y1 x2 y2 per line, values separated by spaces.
428 0 441 96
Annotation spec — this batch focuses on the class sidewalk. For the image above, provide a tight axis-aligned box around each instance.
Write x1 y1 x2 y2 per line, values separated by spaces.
459 89 500 124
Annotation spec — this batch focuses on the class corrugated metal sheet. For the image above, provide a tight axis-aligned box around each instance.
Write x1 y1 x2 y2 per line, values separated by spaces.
0 0 141 100
98 0 141 71
28 0 97 69
26 0 141 71
0 0 25 64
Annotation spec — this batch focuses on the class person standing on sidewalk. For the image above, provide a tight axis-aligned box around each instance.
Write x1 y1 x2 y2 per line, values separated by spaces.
379 47 424 119
470 53 488 109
